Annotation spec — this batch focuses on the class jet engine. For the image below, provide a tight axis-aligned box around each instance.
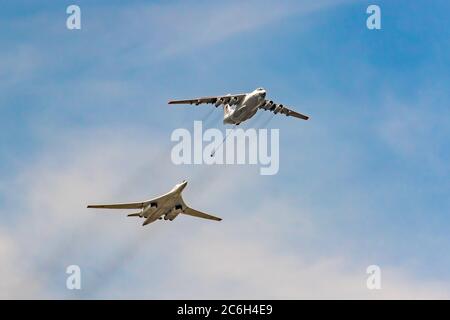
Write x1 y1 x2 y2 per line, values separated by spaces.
274 104 283 114
229 97 238 105
262 101 273 110
215 98 224 107
164 205 183 221
135 202 157 218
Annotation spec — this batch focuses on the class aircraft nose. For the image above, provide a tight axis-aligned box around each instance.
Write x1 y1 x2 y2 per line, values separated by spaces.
179 180 188 191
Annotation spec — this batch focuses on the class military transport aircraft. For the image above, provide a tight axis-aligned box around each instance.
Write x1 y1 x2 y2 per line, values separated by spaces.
87 181 221 226
168 87 309 125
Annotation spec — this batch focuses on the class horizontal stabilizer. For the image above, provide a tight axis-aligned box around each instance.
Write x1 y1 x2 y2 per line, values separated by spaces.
127 212 141 217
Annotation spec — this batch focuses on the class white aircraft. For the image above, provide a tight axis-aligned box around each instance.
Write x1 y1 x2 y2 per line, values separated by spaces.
169 87 309 125
87 181 221 226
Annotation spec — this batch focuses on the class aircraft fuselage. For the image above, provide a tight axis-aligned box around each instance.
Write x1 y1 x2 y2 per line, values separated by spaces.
223 88 266 125
141 181 187 224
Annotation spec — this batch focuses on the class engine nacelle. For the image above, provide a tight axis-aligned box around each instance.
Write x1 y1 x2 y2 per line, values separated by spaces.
222 96 231 105
141 202 158 217
164 205 183 221
263 101 273 110
274 104 283 114
215 98 224 107
229 97 238 105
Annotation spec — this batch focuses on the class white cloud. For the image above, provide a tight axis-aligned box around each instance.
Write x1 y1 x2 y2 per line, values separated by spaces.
140 0 345 59
1 127 449 299
1 0 448 300
164 227 450 299
0 231 43 299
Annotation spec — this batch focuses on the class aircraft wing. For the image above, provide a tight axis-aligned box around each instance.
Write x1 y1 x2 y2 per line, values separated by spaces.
87 195 167 210
87 202 147 209
168 93 247 106
183 207 222 221
259 100 309 120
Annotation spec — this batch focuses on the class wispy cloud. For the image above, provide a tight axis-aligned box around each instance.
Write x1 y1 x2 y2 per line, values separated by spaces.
1 0 449 299
1 127 449 299
376 91 450 176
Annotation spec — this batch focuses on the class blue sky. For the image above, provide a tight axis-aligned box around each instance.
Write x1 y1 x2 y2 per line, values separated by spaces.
0 0 449 298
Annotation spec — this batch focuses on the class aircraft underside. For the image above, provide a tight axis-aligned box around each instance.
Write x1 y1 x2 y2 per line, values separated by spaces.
224 104 259 125
129 203 183 223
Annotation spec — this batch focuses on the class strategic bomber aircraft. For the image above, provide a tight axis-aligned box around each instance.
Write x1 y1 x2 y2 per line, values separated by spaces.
87 180 221 226
169 87 309 125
